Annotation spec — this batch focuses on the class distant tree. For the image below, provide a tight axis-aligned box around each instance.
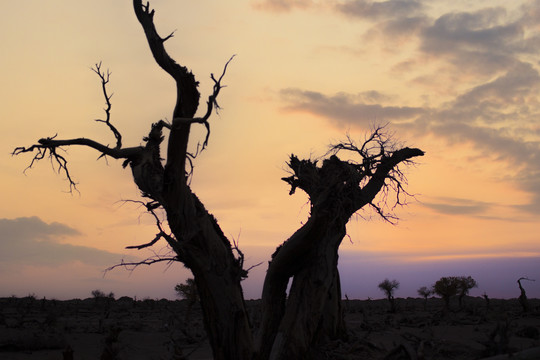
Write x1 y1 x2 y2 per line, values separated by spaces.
482 292 490 310
91 290 114 303
417 286 433 310
175 278 199 322
175 278 199 301
517 277 535 312
456 276 477 308
433 277 459 310
91 289 104 298
433 276 477 310
378 278 399 312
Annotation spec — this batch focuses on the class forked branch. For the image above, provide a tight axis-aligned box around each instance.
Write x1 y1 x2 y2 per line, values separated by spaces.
12 62 142 192
133 0 200 118
172 55 236 150
121 199 177 251
12 136 78 193
92 62 122 150
13 136 143 192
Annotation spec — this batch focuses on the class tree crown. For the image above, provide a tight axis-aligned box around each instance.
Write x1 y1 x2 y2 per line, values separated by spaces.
378 278 400 297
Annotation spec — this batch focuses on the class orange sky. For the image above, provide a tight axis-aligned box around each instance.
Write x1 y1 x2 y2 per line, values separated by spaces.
1 0 539 300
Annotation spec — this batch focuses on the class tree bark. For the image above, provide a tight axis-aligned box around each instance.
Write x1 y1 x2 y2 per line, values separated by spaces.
132 2 254 358
268 214 347 359
163 187 253 359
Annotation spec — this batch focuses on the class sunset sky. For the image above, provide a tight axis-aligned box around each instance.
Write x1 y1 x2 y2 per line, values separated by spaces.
1 0 539 300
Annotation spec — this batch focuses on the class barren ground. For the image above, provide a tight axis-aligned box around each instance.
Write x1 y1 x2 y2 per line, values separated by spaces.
0 296 539 359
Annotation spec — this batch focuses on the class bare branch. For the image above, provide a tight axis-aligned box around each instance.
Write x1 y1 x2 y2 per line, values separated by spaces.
13 136 79 192
14 136 142 175
171 55 236 151
282 127 424 221
120 199 179 251
92 62 122 149
162 29 176 42
245 261 264 274
105 256 178 273
228 230 262 279
133 0 200 118
126 233 163 250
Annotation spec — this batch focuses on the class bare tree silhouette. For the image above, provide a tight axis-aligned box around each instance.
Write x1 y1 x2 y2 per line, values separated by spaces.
13 1 424 359
517 277 535 312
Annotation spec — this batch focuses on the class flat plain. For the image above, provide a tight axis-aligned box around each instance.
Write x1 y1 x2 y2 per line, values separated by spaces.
0 296 539 359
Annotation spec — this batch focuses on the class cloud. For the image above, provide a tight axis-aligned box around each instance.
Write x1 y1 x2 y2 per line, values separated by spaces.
332 2 540 75
273 1 540 215
418 7 540 75
377 15 429 38
335 0 428 45
280 88 426 127
0 217 133 267
252 0 314 13
0 216 80 241
446 62 540 120
278 69 540 213
421 197 491 216
336 0 424 20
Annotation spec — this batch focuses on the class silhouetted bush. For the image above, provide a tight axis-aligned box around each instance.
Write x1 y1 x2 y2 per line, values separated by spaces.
433 276 477 310
378 278 399 313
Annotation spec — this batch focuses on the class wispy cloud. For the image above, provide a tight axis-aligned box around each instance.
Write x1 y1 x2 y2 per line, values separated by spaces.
252 0 315 13
337 0 428 44
336 0 424 20
419 7 539 75
273 1 540 215
280 88 426 127
0 217 132 267
421 197 492 216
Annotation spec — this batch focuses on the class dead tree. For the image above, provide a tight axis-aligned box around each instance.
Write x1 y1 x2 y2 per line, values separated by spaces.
13 2 424 359
258 130 423 359
517 277 535 312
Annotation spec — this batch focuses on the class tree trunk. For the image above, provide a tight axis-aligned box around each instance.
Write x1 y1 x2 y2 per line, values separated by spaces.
164 186 254 360
269 215 347 359
193 270 252 360
258 210 348 360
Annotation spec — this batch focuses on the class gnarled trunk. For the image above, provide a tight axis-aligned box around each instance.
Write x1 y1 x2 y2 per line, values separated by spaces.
164 184 253 359
268 214 347 359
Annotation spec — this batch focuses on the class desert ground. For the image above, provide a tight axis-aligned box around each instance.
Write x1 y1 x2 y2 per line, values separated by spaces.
0 295 539 359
